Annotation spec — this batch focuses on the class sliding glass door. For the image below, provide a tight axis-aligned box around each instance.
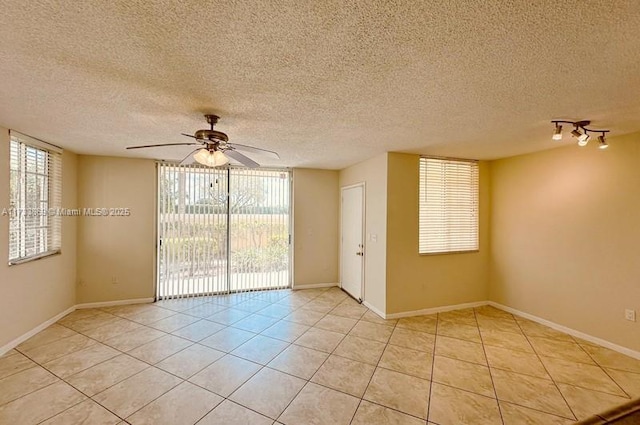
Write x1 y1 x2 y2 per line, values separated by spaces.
157 164 291 299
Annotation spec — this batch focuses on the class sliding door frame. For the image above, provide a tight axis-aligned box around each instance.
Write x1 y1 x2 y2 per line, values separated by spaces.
155 162 293 300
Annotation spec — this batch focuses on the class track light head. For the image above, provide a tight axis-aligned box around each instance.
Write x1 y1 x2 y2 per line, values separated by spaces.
577 131 590 146
598 134 608 150
552 123 563 141
571 128 583 139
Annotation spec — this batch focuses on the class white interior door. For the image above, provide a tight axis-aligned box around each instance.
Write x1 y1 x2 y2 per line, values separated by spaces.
341 184 364 301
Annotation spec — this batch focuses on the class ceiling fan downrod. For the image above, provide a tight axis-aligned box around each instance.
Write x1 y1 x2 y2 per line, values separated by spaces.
205 114 220 130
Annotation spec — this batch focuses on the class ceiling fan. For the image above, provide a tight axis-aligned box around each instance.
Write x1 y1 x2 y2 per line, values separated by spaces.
126 114 280 168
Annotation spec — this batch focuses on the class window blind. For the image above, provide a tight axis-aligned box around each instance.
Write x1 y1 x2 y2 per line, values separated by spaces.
419 157 479 254
9 132 62 264
157 163 291 299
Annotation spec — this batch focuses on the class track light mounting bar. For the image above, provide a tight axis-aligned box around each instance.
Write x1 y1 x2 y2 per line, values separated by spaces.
551 120 610 134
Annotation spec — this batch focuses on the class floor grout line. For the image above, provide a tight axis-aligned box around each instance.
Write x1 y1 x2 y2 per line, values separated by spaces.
473 307 506 425
424 312 439 423
273 299 360 423
4 289 639 425
16 350 133 424
513 314 579 422
4 293 290 421
347 307 399 425
573 335 634 400
93 289 324 423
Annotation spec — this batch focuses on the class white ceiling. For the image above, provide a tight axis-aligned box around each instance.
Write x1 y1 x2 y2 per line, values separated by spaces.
1 1 639 169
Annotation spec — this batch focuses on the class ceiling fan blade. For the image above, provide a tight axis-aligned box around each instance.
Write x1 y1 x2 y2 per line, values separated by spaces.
225 149 260 168
181 133 197 139
126 142 199 150
178 148 201 166
228 142 280 159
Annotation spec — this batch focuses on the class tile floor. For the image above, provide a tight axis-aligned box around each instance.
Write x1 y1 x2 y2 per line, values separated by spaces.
1 287 640 424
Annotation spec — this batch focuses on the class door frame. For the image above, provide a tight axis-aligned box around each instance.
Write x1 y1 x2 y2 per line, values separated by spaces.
339 182 366 302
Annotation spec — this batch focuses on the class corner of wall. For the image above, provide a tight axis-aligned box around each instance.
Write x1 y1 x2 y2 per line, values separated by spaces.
0 127 78 349
384 153 490 315
487 132 640 352
339 153 389 315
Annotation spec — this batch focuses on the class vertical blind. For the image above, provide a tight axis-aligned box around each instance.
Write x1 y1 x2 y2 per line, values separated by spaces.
157 163 291 299
228 168 291 293
9 132 62 263
157 163 229 298
419 157 479 254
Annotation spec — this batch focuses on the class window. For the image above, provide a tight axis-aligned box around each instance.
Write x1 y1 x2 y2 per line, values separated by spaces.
419 157 479 254
8 132 62 264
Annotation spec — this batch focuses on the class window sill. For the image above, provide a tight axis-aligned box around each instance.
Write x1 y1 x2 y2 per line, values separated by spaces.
419 249 479 256
8 250 61 266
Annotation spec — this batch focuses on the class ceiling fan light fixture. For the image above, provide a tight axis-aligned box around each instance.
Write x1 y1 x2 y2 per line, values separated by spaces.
193 148 210 164
194 148 229 167
213 150 229 165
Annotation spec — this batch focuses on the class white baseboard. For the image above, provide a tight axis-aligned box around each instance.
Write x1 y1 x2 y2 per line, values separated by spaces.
0 297 154 356
362 301 386 319
385 301 488 319
489 302 640 361
0 305 76 357
76 297 155 309
292 282 338 290
7 294 637 364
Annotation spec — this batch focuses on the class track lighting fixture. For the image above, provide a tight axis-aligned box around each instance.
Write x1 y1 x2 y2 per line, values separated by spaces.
553 123 563 141
551 120 610 150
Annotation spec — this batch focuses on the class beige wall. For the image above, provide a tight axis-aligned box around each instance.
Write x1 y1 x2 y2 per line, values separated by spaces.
76 162 340 301
292 168 339 286
76 155 156 303
339 153 388 313
75 162 339 300
490 132 640 352
0 127 77 349
386 153 491 314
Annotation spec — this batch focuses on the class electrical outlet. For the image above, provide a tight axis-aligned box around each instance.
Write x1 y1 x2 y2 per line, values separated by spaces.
625 309 636 322
111 276 119 285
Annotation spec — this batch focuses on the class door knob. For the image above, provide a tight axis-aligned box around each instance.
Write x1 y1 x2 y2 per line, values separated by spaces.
356 251 363 256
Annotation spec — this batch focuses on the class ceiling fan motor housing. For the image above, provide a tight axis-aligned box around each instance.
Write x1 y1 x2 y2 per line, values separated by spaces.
194 129 229 143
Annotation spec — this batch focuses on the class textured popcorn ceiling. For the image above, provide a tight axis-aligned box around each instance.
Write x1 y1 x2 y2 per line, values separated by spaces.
1 1 639 169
